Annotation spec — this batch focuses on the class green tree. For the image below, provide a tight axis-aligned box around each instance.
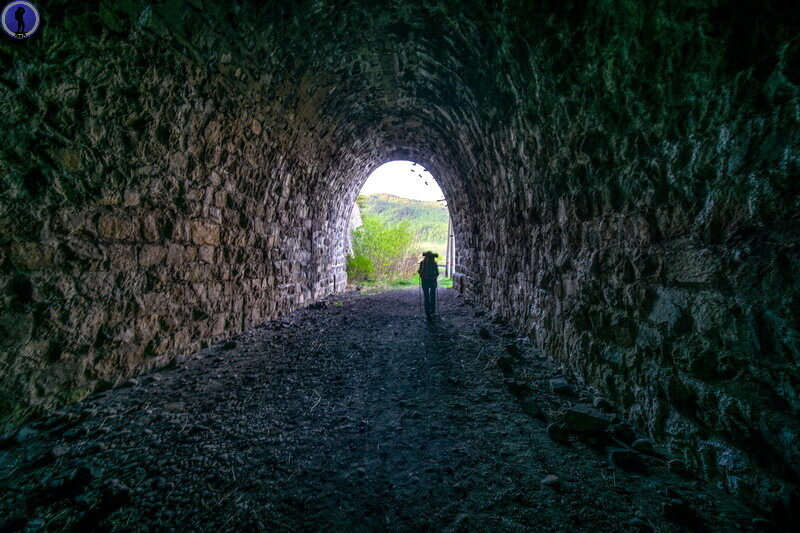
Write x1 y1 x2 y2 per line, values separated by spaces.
347 213 415 282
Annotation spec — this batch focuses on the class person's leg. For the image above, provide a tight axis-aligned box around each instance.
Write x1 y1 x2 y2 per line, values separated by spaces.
430 283 437 316
422 285 433 317
425 285 433 316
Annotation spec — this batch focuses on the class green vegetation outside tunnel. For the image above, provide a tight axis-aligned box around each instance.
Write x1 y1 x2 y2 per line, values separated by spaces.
347 193 452 292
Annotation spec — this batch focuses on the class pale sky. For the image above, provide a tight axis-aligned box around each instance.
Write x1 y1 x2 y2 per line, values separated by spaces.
359 160 445 202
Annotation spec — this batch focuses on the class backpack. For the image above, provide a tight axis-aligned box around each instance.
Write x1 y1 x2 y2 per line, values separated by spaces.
419 258 439 282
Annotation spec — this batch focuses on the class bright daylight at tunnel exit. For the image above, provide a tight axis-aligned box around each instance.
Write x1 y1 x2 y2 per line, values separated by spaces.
0 0 798 531
346 161 454 299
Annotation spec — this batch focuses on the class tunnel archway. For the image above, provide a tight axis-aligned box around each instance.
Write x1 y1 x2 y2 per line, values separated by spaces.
1 0 798 520
344 159 454 286
325 150 470 294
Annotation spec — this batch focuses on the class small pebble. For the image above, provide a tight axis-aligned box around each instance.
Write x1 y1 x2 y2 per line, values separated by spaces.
50 445 69 458
632 438 655 454
100 479 131 510
628 517 653 532
25 518 45 532
752 517 779 532
608 422 637 444
549 377 573 395
547 423 570 443
592 396 613 411
608 447 640 469
121 378 139 388
667 459 687 473
540 474 560 488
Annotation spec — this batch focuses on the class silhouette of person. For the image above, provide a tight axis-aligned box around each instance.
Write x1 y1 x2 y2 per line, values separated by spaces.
14 6 26 37
418 251 439 320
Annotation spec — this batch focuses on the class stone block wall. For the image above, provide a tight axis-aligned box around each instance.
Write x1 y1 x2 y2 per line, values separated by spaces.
447 0 800 519
0 0 353 428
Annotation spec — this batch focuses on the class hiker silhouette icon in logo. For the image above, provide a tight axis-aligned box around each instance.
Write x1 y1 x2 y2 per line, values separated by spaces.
2 1 40 39
13 6 23 35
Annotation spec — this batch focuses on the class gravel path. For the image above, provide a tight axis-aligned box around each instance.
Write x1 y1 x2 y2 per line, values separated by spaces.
1 289 755 531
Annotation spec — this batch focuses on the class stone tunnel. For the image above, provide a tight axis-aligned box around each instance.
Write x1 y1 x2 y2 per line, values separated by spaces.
1 0 799 523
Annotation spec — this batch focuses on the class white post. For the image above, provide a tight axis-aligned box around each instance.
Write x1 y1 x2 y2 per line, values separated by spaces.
445 217 454 277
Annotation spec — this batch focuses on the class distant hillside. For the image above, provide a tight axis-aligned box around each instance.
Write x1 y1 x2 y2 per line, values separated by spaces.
357 193 449 243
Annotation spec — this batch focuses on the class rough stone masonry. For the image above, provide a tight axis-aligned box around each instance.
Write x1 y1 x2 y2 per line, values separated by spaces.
1 0 798 522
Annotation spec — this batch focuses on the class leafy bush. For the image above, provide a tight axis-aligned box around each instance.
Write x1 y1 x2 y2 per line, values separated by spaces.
347 213 415 282
346 254 374 281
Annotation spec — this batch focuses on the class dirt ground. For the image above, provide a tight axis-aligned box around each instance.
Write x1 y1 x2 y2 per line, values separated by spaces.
1 289 759 531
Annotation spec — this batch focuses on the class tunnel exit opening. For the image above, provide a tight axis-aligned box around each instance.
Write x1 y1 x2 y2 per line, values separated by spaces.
346 160 455 288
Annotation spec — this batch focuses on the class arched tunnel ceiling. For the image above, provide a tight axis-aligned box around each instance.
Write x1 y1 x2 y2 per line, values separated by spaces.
199 0 549 211
1 0 799 521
